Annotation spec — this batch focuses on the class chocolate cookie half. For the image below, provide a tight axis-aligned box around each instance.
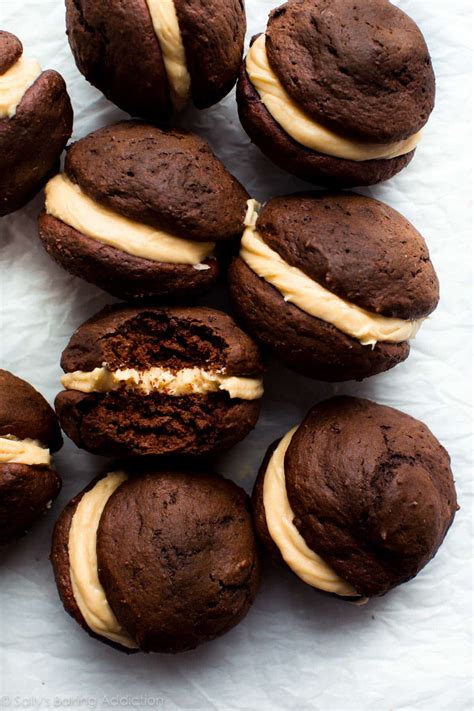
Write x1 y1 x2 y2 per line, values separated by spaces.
66 0 246 121
0 31 73 216
38 121 249 301
55 305 264 456
237 0 435 187
253 396 457 599
0 370 63 544
228 193 439 382
52 466 260 653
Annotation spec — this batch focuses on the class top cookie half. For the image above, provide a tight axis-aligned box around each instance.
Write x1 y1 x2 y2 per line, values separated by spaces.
265 0 435 143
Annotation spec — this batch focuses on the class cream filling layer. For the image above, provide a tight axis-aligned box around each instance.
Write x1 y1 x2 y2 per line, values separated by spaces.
241 201 422 347
0 55 42 118
68 471 138 649
145 0 191 110
263 427 358 596
61 366 264 401
45 174 214 268
0 435 50 466
246 35 422 162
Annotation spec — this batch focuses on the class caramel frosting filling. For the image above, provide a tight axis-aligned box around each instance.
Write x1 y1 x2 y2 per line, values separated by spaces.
263 427 358 596
45 174 214 268
0 55 41 118
145 0 191 110
61 365 264 401
240 200 423 347
0 435 51 466
246 35 422 162
68 471 138 649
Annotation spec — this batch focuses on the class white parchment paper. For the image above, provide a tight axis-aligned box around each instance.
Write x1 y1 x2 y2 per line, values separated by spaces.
0 1 472 709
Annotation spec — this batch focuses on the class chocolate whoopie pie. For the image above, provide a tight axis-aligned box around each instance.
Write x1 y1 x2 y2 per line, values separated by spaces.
55 305 264 457
228 192 439 382
38 121 249 301
237 0 435 187
0 31 73 216
66 0 246 120
253 396 457 599
51 466 260 653
0 370 62 544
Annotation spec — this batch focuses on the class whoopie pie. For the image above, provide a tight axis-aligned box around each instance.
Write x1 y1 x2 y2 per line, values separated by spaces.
0 370 63 544
38 121 249 301
51 466 260 653
55 305 264 457
0 31 72 216
228 192 439 382
252 396 457 599
237 0 435 187
66 0 246 120
39 121 248 300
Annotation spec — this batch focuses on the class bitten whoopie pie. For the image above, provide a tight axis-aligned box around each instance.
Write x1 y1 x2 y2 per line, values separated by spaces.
38 121 249 301
55 305 264 457
52 466 260 653
229 193 439 382
66 0 246 120
0 31 73 216
237 0 435 187
253 396 457 599
0 370 62 544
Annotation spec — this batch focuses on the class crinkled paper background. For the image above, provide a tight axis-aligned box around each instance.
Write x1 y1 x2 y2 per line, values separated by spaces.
0 1 472 709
